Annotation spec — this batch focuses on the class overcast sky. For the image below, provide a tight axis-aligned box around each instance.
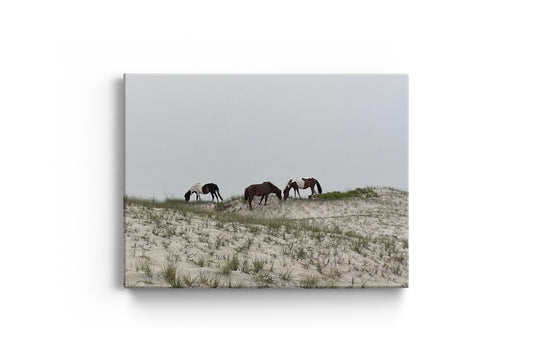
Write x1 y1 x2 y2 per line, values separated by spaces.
125 74 408 200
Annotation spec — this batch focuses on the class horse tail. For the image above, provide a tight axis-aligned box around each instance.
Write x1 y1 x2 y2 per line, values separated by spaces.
315 179 322 194
244 188 249 201
216 186 223 201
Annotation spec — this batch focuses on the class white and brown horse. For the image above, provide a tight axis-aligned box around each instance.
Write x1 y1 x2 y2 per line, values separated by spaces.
283 177 322 200
184 183 223 202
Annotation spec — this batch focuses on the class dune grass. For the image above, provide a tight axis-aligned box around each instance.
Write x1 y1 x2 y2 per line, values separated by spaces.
124 193 404 257
314 187 378 200
125 195 352 238
125 195 297 232
124 188 408 288
161 260 183 288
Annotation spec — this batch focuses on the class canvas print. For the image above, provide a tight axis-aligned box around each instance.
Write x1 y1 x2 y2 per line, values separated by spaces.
124 74 408 288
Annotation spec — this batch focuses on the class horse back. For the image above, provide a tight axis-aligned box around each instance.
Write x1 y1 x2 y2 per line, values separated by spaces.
202 183 217 194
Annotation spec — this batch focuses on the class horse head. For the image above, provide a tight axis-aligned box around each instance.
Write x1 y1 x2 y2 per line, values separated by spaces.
184 191 191 202
283 186 290 201
275 187 282 200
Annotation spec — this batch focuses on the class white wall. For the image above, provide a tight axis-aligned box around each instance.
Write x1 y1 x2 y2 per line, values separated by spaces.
2 1 532 354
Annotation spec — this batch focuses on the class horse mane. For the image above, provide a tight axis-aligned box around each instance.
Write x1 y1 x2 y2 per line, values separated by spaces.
266 181 280 192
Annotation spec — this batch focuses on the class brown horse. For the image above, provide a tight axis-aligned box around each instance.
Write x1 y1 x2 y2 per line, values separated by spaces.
283 177 322 200
244 182 282 210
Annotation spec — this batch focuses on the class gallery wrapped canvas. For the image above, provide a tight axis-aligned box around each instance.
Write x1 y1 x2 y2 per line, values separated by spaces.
124 74 408 288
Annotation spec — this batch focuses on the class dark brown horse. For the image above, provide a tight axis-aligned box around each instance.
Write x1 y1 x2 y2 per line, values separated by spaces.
283 177 322 200
244 182 282 210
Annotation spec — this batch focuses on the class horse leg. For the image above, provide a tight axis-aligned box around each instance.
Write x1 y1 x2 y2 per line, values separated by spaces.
211 192 215 202
259 195 264 205
248 196 253 210
264 194 268 205
309 186 315 199
297 188 301 199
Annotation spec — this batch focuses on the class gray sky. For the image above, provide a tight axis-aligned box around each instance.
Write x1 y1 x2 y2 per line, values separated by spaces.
125 74 408 200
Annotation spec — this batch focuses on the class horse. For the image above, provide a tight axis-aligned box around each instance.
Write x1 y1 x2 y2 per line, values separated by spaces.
184 183 224 202
283 177 322 200
244 182 282 210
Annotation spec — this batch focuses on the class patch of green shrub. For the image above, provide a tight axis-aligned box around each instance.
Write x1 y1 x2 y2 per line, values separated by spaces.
315 188 378 200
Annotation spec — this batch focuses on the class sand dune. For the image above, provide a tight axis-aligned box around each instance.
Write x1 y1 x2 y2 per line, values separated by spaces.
124 188 408 288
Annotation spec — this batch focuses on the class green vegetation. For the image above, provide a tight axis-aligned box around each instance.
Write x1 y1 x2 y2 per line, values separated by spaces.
279 269 294 282
221 254 239 276
182 273 197 287
125 195 377 243
125 195 292 231
228 253 239 271
300 274 320 288
136 258 152 279
314 187 378 200
252 258 267 273
161 260 183 288
254 271 274 288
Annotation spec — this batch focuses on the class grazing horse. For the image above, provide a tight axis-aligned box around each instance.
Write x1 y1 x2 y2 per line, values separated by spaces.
184 183 224 202
283 177 322 200
244 182 282 210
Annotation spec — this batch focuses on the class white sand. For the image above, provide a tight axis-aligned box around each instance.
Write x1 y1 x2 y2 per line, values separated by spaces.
124 188 408 288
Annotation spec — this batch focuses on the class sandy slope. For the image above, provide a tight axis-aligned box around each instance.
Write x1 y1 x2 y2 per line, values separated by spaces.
124 188 408 288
